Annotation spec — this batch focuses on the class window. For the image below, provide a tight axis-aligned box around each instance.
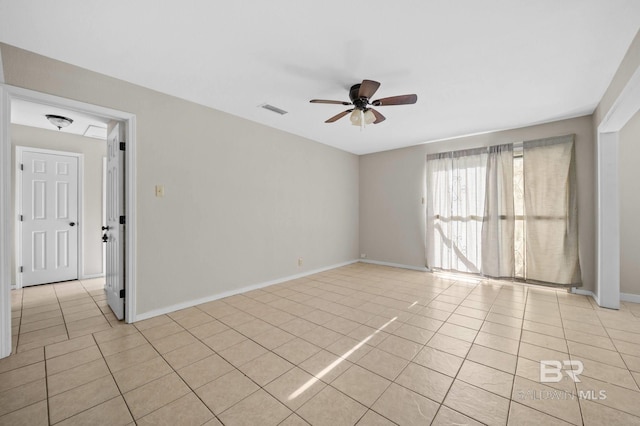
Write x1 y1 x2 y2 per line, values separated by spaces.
426 135 581 287
426 149 488 274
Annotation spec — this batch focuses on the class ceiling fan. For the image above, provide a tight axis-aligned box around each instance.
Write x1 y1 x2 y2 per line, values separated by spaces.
310 79 417 127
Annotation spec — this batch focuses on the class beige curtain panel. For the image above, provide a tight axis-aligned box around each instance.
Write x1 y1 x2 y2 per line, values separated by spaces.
481 144 515 278
523 135 581 286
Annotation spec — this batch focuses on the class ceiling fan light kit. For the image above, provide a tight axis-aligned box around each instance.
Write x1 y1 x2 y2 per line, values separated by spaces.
349 109 376 130
310 79 417 129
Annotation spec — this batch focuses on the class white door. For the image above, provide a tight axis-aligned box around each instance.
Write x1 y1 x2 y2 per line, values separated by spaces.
21 150 79 286
105 124 125 320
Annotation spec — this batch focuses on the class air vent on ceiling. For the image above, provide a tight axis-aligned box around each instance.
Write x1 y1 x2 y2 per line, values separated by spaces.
260 104 288 115
83 125 108 140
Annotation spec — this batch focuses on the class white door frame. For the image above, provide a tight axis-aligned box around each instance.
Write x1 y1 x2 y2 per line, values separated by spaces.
0 84 138 358
595 65 640 309
14 146 84 288
102 157 107 277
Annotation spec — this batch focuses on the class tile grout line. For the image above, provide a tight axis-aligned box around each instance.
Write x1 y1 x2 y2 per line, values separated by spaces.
14 288 24 353
505 284 528 426
557 288 585 426
43 344 51 426
52 283 70 346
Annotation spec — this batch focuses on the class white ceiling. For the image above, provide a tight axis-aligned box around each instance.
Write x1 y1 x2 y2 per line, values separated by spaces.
1 1 639 155
11 99 109 140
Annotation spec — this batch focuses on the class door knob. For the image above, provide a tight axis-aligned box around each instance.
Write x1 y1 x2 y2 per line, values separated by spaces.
102 234 108 243
69 222 76 227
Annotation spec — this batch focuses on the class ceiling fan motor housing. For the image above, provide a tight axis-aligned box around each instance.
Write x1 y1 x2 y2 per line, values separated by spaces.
349 84 369 110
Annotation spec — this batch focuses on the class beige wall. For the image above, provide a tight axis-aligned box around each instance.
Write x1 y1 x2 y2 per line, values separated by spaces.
1 43 359 317
619 109 640 296
359 115 596 291
10 124 106 283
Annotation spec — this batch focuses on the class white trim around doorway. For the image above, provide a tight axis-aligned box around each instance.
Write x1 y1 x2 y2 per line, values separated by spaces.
0 84 138 359
596 65 640 310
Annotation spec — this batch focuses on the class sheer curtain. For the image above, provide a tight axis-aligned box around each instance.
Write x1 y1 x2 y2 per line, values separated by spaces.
426 152 453 271
426 148 488 274
481 144 515 278
523 135 581 286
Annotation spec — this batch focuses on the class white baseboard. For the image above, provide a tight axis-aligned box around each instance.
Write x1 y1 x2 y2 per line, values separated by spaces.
570 288 640 307
134 259 359 322
621 292 640 304
359 259 428 272
81 273 105 280
571 288 602 306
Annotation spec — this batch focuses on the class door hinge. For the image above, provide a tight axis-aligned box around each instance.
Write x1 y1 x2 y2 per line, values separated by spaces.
119 289 125 298
119 216 126 225
20 163 24 171
19 214 23 222
119 142 126 151
20 266 23 273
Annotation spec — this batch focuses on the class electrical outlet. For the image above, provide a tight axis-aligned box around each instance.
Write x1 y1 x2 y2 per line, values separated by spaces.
298 258 303 267
361 253 367 258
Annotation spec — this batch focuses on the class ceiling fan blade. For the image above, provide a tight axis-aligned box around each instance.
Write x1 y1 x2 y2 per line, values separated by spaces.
325 109 353 123
369 108 386 124
372 94 418 106
310 99 352 105
358 80 381 99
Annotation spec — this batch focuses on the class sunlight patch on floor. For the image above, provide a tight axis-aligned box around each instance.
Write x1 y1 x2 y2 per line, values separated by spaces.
288 316 398 401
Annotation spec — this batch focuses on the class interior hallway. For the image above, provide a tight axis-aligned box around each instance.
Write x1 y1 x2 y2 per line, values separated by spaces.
1 263 640 425
10 278 119 354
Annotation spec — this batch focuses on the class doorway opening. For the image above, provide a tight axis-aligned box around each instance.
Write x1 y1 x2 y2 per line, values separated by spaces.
0 85 137 359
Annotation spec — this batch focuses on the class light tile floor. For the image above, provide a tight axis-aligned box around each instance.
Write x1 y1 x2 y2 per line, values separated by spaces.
1 263 640 425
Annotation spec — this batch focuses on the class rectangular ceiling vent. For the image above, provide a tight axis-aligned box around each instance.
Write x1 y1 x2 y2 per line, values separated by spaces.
83 125 108 140
260 104 288 115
